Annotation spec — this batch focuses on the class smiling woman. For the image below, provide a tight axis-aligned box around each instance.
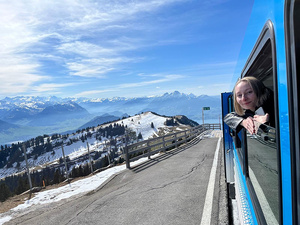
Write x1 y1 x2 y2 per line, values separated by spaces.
224 76 275 134
235 82 257 111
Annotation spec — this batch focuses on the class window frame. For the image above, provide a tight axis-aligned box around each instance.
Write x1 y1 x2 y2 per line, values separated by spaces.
285 0 300 223
239 20 282 224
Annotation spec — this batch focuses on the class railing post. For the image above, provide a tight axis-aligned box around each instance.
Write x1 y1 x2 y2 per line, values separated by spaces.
125 146 130 169
147 140 151 159
185 130 187 143
163 136 166 152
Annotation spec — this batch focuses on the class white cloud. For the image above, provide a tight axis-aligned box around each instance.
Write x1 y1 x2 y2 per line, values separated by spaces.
32 83 76 93
0 0 220 96
0 57 46 95
75 89 116 97
76 74 184 97
57 41 115 58
66 57 137 78
67 62 113 78
118 74 183 88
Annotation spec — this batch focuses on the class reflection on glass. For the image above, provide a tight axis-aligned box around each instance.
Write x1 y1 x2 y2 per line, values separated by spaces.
247 123 279 224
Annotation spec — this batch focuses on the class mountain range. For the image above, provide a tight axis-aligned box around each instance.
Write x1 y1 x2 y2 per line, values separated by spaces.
0 91 221 145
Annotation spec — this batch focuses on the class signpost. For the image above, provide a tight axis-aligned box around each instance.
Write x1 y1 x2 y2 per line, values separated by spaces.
202 107 210 125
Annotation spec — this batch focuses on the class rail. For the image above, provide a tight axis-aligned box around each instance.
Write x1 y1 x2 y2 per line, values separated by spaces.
203 123 221 130
124 123 221 168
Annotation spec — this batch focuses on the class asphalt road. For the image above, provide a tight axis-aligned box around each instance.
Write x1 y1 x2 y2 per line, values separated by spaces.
6 133 227 225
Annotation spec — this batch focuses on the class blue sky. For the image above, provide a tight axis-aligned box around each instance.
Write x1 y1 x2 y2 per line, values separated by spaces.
0 0 253 99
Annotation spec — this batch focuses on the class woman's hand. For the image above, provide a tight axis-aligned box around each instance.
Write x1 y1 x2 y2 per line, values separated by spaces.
241 117 256 134
253 113 269 124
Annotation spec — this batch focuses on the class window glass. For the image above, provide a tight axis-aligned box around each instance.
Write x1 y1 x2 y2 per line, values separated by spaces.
247 123 279 223
242 23 279 223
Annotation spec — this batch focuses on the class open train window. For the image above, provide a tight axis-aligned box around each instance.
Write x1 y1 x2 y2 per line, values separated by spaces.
239 20 281 224
286 0 300 223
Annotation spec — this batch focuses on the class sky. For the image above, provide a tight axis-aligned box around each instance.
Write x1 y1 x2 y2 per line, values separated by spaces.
0 0 254 99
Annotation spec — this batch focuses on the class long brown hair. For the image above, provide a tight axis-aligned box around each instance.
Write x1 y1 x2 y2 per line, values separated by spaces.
233 76 269 116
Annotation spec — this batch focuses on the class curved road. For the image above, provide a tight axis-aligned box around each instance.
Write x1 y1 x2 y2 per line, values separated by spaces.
6 133 227 225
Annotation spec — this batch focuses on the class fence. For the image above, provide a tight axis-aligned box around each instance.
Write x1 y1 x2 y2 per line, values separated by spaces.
203 123 221 130
124 123 221 168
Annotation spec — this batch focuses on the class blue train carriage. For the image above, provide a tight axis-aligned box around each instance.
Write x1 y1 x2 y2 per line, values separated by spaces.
221 0 299 224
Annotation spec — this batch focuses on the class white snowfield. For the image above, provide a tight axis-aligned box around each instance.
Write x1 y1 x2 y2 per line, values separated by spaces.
0 156 156 225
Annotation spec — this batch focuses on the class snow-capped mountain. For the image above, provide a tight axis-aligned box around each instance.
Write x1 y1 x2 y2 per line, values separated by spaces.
0 91 220 145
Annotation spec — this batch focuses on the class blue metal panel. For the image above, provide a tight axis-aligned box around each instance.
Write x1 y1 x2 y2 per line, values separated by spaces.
273 1 292 224
230 0 292 223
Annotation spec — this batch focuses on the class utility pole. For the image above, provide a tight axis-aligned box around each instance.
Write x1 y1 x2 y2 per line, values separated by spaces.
105 131 111 165
22 144 32 194
125 130 130 169
87 142 94 174
61 144 69 183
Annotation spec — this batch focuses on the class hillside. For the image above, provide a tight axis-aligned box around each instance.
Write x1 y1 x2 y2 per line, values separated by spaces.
0 112 197 180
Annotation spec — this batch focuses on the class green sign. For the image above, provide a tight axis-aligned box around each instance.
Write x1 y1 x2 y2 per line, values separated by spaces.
203 107 210 110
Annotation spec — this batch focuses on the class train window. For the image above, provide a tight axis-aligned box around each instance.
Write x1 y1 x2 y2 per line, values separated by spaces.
241 21 280 224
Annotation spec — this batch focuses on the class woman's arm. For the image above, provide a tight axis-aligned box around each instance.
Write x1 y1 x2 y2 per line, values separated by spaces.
224 112 244 132
224 112 256 134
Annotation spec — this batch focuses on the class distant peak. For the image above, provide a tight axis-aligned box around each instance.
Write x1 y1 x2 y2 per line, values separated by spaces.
162 91 181 97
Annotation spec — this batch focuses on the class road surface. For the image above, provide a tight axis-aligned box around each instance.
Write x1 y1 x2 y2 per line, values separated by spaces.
6 131 227 225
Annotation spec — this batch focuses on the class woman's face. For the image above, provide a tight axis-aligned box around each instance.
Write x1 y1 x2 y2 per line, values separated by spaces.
235 81 257 111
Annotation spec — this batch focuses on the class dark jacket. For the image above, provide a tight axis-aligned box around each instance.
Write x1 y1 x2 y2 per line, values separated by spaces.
224 111 252 133
224 90 275 132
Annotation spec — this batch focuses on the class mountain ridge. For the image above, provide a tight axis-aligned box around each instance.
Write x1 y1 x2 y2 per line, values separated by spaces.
0 91 220 145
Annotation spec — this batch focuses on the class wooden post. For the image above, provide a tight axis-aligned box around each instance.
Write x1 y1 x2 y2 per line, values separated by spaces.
61 144 70 183
22 144 32 194
87 142 94 174
147 141 151 159
163 136 166 152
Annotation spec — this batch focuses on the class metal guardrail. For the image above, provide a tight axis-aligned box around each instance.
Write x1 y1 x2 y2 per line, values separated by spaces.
124 123 221 168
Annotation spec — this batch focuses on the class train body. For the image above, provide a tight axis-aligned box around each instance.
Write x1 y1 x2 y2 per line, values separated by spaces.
221 0 299 224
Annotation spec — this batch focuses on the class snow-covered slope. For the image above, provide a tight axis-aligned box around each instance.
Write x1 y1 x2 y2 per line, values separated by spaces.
0 112 194 180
